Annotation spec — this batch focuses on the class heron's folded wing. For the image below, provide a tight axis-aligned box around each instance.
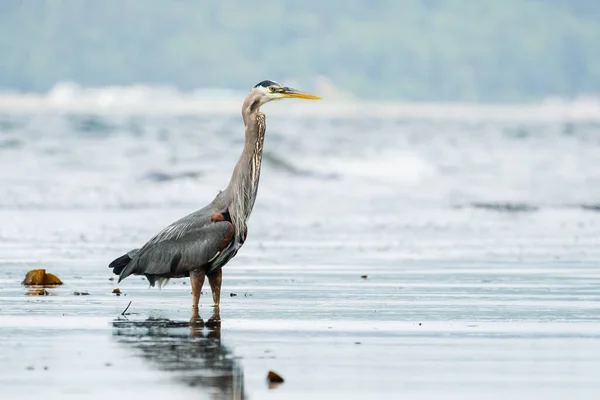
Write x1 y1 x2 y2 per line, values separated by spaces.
119 219 233 281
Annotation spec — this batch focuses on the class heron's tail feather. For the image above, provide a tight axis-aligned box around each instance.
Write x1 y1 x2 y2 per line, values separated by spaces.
109 254 131 275
109 248 140 277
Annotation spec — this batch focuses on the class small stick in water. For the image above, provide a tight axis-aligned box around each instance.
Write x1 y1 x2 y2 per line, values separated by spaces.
121 301 132 316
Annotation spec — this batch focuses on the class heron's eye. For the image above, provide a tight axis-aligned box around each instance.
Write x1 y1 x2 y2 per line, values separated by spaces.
269 86 276 93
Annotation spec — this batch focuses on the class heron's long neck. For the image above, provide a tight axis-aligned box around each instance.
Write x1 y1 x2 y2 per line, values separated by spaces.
226 110 266 239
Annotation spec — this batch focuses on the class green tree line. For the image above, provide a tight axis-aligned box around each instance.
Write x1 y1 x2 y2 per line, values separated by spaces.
1 0 599 101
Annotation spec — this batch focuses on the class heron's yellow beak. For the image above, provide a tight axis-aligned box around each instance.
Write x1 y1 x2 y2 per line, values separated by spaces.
280 87 321 100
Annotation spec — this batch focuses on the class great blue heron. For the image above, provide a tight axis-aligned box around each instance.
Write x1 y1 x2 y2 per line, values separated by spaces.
109 80 320 322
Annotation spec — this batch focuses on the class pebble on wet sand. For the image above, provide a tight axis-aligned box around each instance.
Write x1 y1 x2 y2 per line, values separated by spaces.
267 370 284 383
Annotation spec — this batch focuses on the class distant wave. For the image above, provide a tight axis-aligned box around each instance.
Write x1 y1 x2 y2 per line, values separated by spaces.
456 202 540 212
1 81 600 121
68 114 117 135
2 110 600 211
579 204 600 212
262 151 339 180
319 151 436 184
142 170 204 183
455 202 600 213
0 137 21 149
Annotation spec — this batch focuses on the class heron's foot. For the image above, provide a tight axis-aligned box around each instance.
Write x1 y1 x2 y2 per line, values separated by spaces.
205 307 221 329
189 315 204 327
189 307 204 328
205 317 220 329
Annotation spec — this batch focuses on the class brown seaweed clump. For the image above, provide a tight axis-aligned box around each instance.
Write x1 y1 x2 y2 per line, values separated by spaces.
22 269 63 286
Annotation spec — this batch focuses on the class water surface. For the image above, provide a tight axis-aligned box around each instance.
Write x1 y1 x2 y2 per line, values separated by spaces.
1 109 600 399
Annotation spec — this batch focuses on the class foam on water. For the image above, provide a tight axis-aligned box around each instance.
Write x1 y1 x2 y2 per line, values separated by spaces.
3 82 600 120
2 104 600 212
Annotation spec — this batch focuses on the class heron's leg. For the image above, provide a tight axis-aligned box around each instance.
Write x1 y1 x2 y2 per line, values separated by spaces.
190 270 206 325
207 268 223 308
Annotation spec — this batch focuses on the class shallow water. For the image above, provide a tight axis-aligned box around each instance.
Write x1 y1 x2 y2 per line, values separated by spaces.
1 109 600 399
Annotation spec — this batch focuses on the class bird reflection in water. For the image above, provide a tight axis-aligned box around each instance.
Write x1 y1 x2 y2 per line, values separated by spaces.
112 309 245 399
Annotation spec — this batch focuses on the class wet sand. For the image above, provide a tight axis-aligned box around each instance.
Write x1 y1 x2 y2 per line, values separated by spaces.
2 209 600 400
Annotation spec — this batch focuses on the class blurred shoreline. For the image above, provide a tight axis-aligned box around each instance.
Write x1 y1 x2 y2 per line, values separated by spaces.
1 82 600 121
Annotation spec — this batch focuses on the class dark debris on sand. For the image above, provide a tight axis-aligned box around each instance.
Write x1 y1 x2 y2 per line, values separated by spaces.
468 202 539 213
267 370 284 383
113 318 191 329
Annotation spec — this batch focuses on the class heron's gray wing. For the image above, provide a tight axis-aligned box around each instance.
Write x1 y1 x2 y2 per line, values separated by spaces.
118 216 233 282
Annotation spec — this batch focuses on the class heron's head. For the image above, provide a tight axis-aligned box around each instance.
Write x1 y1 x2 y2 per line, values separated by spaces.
250 80 321 106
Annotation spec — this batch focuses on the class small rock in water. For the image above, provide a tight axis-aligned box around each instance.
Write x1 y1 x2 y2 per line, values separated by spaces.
361 275 368 279
112 288 121 296
109 276 114 281
73 291 90 296
267 370 284 383
22 269 63 285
